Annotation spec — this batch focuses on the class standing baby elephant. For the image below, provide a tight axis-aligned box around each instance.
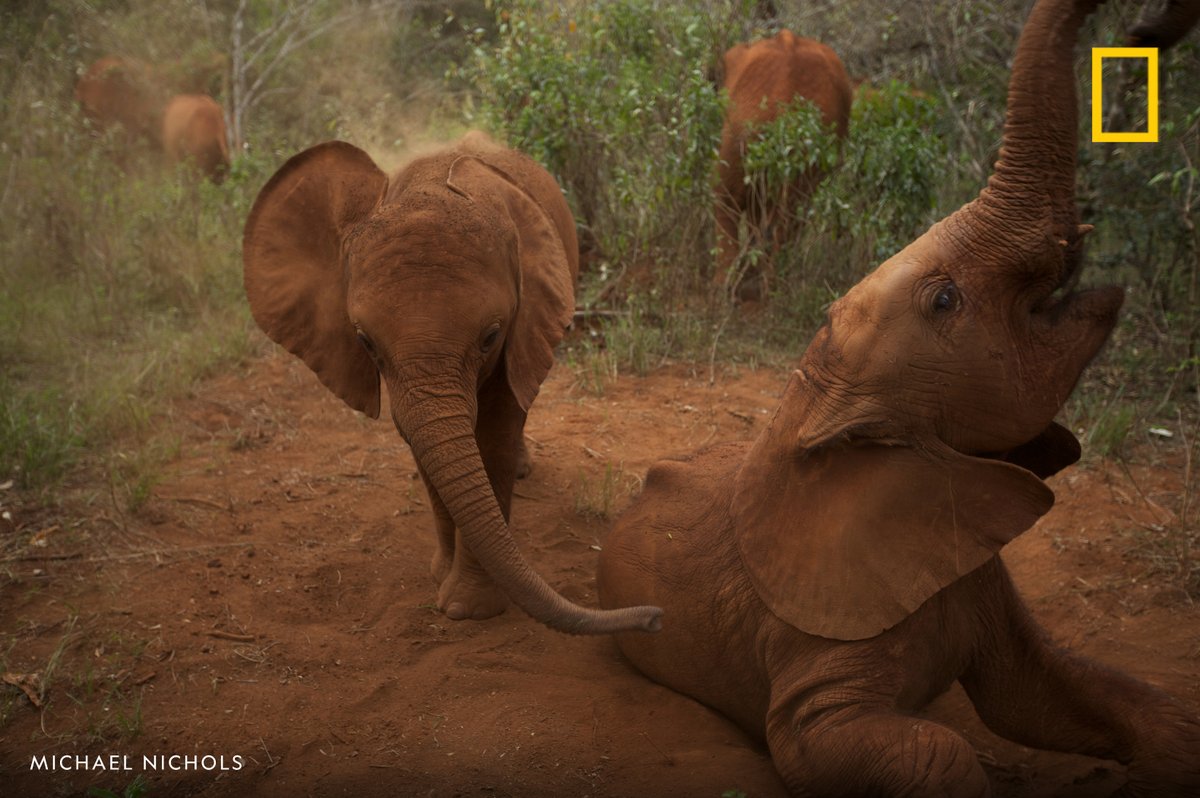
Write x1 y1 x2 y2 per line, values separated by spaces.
601 0 1200 794
715 30 851 300
161 94 230 182
243 132 661 635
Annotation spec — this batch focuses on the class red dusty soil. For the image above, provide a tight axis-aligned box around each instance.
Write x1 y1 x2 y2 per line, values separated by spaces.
1 350 1198 797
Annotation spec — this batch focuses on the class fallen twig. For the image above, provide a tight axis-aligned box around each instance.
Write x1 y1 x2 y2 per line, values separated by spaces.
207 630 257 643
1 552 83 563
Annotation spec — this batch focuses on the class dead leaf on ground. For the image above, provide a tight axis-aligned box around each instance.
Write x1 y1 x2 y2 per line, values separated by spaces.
2 672 44 708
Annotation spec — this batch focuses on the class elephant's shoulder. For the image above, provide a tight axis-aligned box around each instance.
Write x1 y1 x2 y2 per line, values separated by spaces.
643 441 749 501
610 442 746 572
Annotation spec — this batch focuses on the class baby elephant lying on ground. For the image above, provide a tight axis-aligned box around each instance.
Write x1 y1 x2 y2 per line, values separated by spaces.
599 0 1200 794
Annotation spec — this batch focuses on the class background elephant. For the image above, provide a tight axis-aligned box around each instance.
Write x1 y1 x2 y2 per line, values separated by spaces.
243 132 660 635
74 55 165 145
714 30 851 301
600 0 1200 794
161 94 230 182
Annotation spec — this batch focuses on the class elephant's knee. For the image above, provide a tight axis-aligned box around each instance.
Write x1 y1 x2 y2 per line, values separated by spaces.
772 714 990 798
889 720 990 797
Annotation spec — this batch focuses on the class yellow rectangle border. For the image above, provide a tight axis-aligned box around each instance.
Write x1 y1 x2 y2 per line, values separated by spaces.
1091 47 1158 143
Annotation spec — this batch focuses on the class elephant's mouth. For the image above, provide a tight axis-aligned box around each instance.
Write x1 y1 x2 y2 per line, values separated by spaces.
1030 283 1124 330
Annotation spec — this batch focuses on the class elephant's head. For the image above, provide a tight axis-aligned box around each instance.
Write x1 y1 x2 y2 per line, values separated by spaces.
243 135 661 635
733 0 1198 640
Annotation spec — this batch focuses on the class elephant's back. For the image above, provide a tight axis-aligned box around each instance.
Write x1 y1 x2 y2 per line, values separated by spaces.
598 441 773 737
161 95 229 175
723 30 851 134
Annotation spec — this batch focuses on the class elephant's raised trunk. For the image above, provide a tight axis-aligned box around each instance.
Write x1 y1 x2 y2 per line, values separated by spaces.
392 375 663 635
948 0 1101 282
952 0 1198 281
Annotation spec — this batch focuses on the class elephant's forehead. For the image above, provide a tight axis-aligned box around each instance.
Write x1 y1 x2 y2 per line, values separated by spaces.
347 201 503 268
819 237 950 372
344 208 514 312
835 251 927 328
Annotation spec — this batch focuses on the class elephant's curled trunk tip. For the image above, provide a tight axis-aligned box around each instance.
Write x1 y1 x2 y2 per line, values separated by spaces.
638 606 664 633
557 604 663 635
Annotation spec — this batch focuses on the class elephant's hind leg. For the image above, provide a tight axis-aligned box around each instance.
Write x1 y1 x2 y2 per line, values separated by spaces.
767 704 990 797
960 565 1200 795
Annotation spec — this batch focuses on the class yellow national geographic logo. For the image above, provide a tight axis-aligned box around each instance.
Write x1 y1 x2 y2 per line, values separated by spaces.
1091 47 1159 143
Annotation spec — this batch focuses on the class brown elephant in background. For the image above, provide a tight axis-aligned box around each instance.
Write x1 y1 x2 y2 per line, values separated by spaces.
162 94 230 182
600 0 1200 794
243 132 661 635
74 56 165 145
715 30 851 301
75 55 230 182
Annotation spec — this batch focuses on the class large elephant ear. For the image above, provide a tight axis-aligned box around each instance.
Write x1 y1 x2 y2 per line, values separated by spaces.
457 152 575 412
243 141 387 418
732 428 1053 641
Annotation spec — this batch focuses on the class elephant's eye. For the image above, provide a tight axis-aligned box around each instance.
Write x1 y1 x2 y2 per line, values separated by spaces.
931 283 961 314
356 330 376 357
480 325 501 353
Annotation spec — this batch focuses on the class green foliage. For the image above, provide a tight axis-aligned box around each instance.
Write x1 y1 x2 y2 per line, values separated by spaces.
88 774 148 798
739 80 944 327
0 2 272 491
0 384 85 489
574 460 634 519
742 98 841 197
463 0 746 290
835 81 943 258
0 0 1197 503
1075 34 1200 414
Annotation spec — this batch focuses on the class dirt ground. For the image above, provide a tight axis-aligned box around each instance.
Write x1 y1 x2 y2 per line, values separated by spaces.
2 347 1198 797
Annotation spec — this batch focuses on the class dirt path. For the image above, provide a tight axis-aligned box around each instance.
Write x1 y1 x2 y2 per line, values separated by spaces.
2 350 1197 797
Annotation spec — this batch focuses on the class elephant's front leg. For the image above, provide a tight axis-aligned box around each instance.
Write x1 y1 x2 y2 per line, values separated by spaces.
961 564 1200 796
424 372 528 621
766 701 990 797
418 464 455 585
419 460 510 620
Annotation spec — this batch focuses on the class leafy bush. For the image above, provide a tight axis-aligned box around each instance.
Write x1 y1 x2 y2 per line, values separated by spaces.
1075 32 1200 414
463 0 752 298
0 3 271 490
741 98 842 200
738 79 944 326
0 0 416 492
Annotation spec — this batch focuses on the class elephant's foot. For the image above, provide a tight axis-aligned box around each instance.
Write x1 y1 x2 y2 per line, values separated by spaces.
437 559 509 621
515 437 533 480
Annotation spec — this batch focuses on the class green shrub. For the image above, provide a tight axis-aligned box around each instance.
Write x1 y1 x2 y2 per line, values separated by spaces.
0 6 269 490
463 0 751 296
738 79 944 328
